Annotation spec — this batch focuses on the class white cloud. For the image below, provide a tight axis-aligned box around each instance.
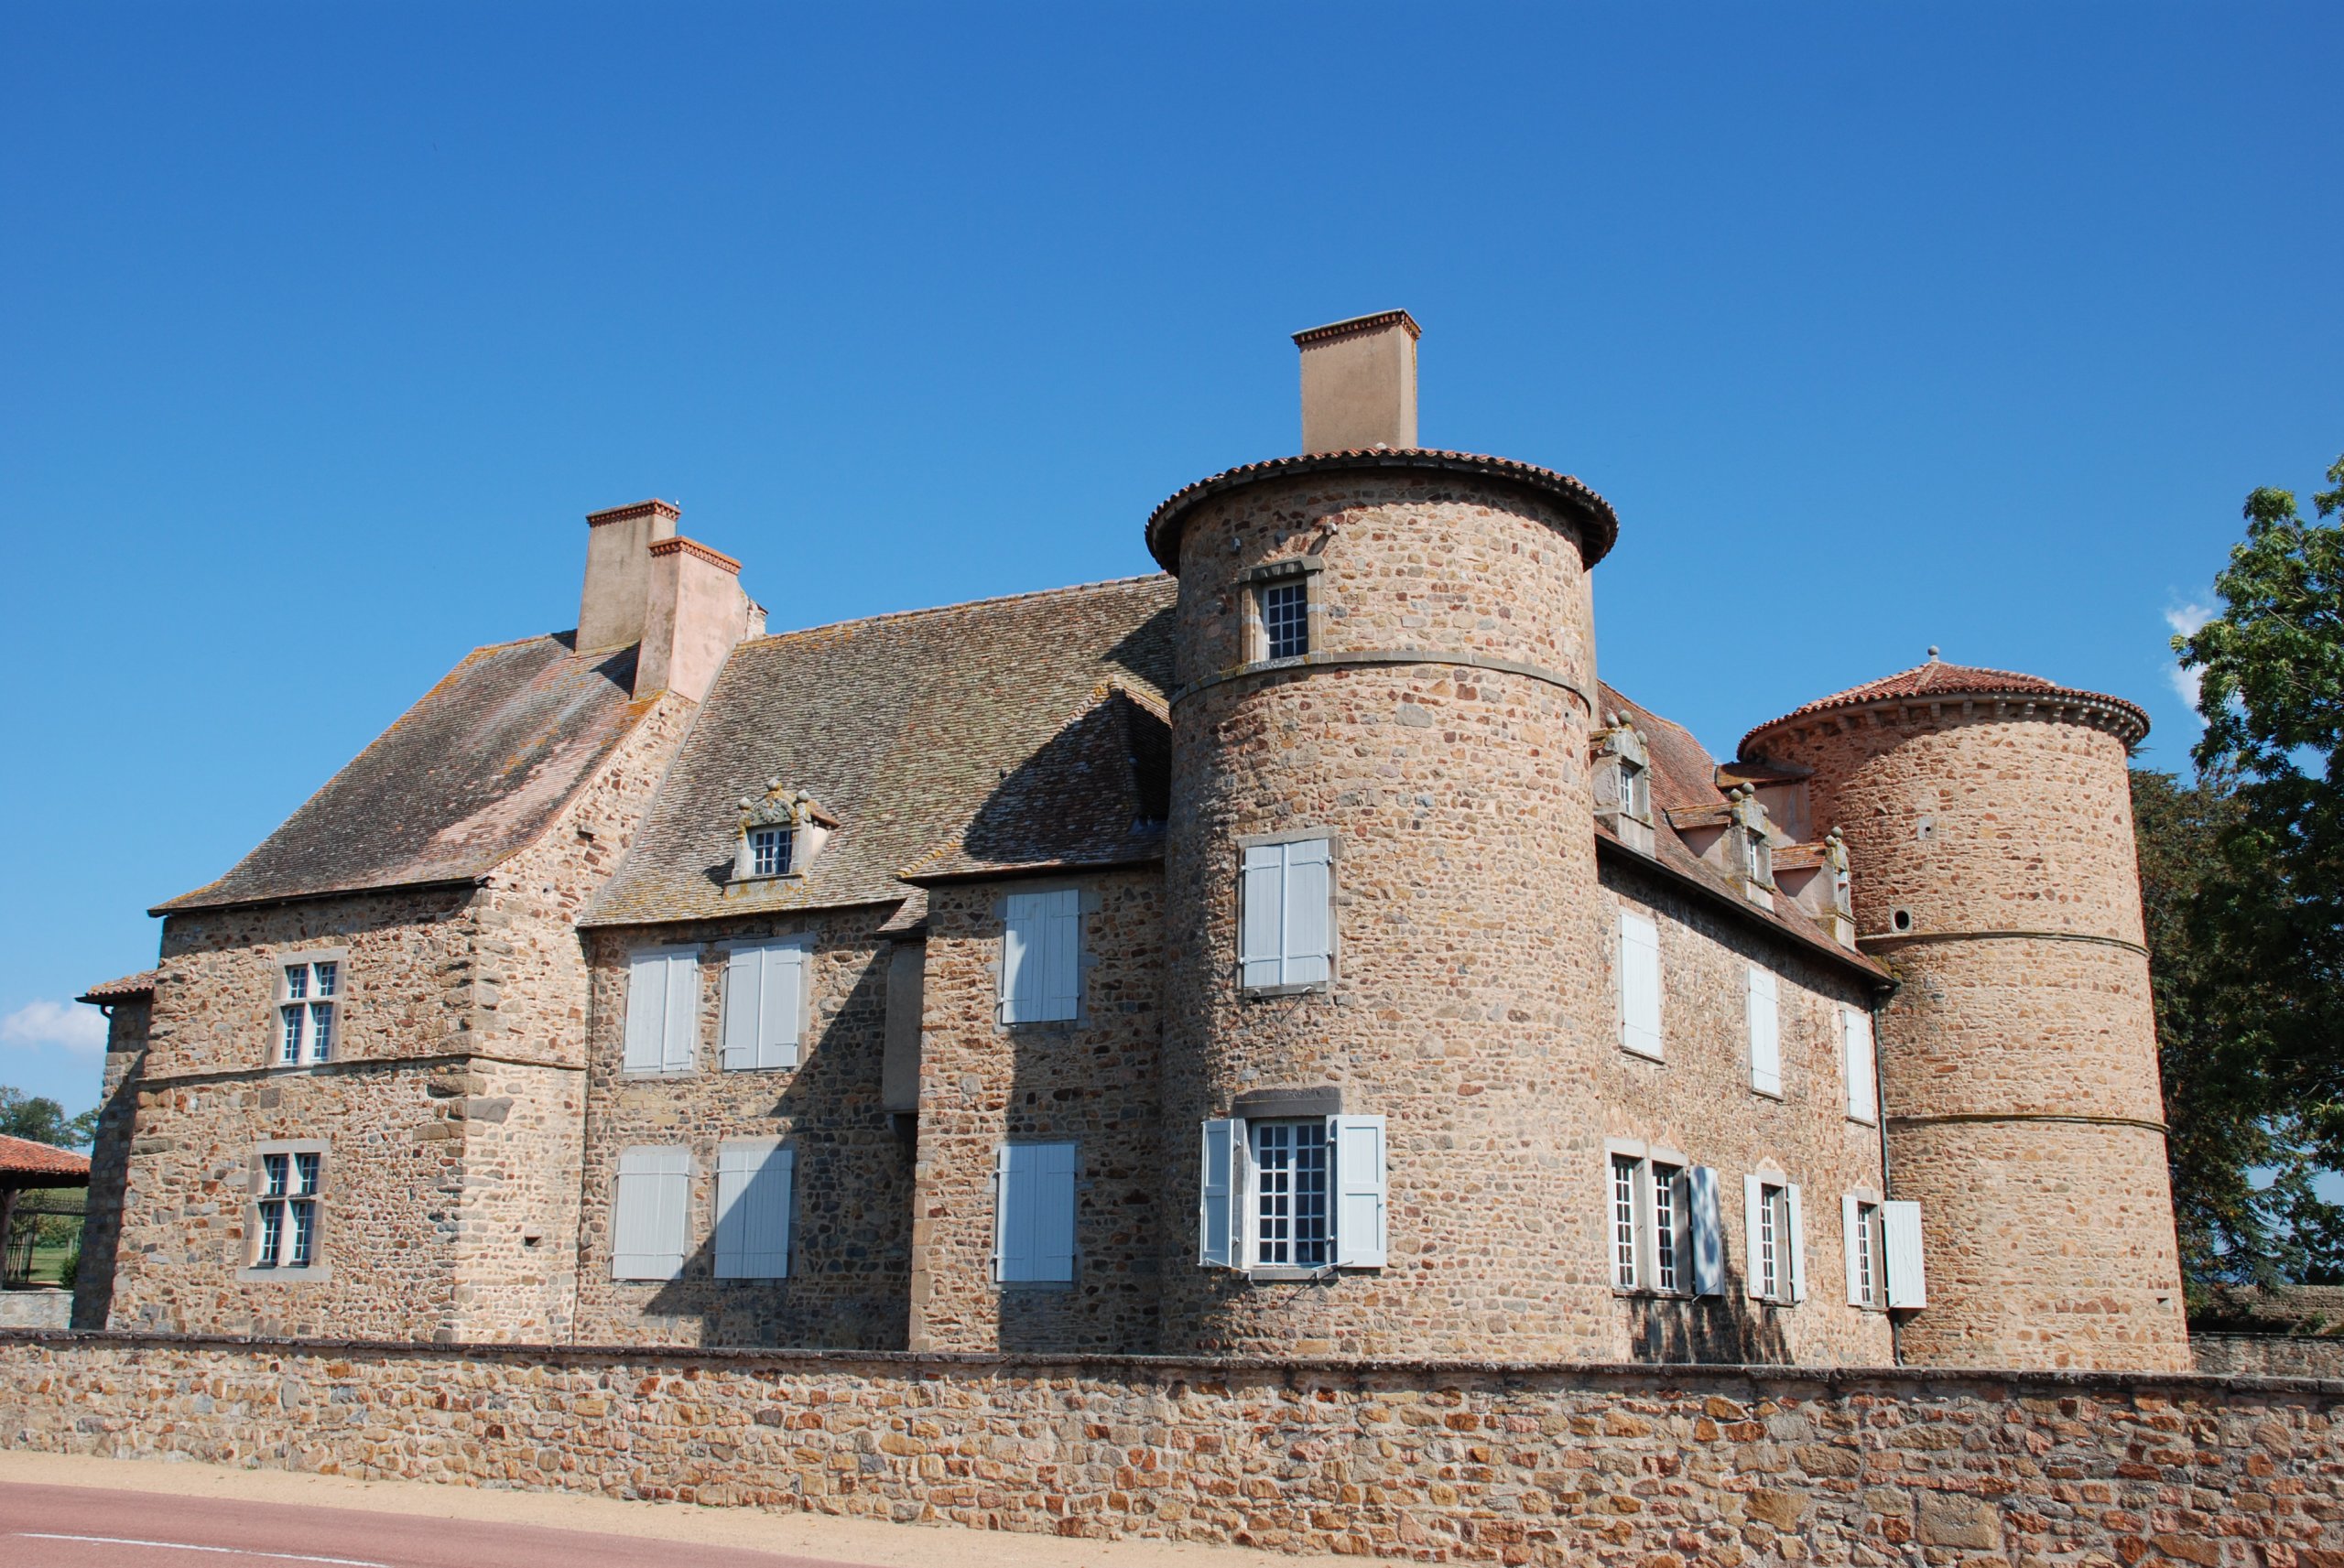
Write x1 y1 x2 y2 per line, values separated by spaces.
2164 601 2215 712
0 1000 107 1054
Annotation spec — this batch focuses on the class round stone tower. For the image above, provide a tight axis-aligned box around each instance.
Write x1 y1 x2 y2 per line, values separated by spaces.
1739 658 2188 1371
1146 311 1624 1358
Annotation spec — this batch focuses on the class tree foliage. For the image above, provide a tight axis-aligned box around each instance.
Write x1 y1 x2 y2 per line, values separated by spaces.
0 1086 97 1151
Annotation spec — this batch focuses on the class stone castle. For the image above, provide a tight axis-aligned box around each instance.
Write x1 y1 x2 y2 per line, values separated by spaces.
71 311 2187 1372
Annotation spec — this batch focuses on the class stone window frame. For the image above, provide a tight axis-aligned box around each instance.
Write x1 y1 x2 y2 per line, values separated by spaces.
270 946 348 1070
1842 1185 1887 1313
1603 1137 1693 1300
1234 827 1341 1000
237 1138 331 1283
1239 557 1324 668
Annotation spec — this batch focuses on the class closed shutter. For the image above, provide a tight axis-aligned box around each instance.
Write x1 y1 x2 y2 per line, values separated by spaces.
1619 912 1663 1058
1282 841 1332 986
1785 1184 1807 1303
1002 892 1043 1022
1843 1008 1878 1122
1742 1174 1766 1300
996 1141 1077 1282
1842 1195 1866 1305
1042 889 1081 1022
758 942 806 1067
660 953 698 1073
1687 1166 1724 1296
624 951 668 1073
1240 847 1285 989
722 946 761 1071
1331 1115 1387 1268
1199 1119 1240 1267
1883 1199 1927 1308
612 1146 690 1280
713 1142 792 1279
1747 967 1782 1097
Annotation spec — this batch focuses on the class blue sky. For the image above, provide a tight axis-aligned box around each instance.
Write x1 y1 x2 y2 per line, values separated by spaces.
2 3 2338 1113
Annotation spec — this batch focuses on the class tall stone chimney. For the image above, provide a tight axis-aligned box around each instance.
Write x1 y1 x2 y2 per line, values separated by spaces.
1295 309 1420 453
575 498 760 703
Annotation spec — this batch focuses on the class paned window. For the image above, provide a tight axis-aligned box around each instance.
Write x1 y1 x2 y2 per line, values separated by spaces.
1002 888 1081 1023
1609 1152 1698 1295
994 1141 1078 1283
1743 1175 1806 1304
1652 1161 1682 1292
1240 839 1333 991
1617 910 1663 1058
1620 758 1651 822
1749 828 1774 887
1252 1119 1330 1268
276 957 340 1065
624 949 700 1075
1198 1114 1386 1271
1261 579 1309 661
1611 1154 1640 1288
1844 1197 1882 1307
748 826 795 878
251 1148 325 1270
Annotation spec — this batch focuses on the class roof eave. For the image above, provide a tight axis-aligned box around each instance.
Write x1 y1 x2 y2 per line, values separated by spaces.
1595 832 1892 990
149 875 486 920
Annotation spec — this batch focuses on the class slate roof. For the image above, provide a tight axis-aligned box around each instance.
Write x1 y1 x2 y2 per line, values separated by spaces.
155 635 656 914
584 577 1177 928
0 1134 90 1183
76 971 156 1005
1740 659 2150 753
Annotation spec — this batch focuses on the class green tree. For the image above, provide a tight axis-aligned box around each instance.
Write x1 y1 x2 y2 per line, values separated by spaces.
0 1086 97 1150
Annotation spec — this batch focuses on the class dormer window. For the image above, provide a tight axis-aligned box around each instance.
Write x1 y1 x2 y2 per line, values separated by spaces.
1748 827 1774 889
730 779 836 888
749 826 795 879
1620 757 1651 823
1593 716 1655 856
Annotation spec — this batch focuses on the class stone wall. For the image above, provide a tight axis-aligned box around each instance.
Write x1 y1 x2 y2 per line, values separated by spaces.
2193 1333 2344 1378
2 1330 2335 1565
0 1292 71 1328
72 993 149 1330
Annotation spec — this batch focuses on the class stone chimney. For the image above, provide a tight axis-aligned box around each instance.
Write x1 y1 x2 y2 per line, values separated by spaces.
576 499 761 703
1294 309 1420 453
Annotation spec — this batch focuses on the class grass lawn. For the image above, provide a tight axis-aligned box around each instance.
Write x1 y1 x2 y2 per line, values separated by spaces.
17 1242 74 1289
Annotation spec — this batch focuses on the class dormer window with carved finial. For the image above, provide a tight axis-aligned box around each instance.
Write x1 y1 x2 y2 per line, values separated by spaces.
730 779 837 888
1592 715 1655 856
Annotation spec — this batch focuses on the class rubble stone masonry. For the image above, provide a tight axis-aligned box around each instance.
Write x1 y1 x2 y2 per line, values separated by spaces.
2 1331 2336 1566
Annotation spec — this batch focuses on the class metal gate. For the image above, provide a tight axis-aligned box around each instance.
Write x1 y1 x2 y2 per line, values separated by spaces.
3 1189 85 1288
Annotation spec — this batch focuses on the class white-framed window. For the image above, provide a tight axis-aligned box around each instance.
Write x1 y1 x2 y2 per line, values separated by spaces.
722 938 808 1070
994 1141 1078 1284
275 954 342 1066
713 1141 793 1279
1844 1195 1927 1309
1608 1151 1709 1295
748 825 795 879
623 948 700 1075
1617 909 1663 1059
1842 1196 1883 1308
249 1145 326 1271
1746 966 1782 1098
1619 757 1651 823
1198 1114 1385 1271
612 1145 691 1281
1260 579 1309 661
1748 827 1774 888
1002 888 1081 1023
1743 1174 1806 1304
1239 838 1333 992
1610 1153 1639 1288
1841 1007 1879 1123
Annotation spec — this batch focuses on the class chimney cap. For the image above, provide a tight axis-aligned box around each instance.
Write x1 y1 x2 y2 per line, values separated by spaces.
1293 309 1421 349
586 499 681 527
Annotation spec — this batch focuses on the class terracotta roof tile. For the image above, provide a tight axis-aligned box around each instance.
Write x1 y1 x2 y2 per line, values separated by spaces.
76 970 156 1005
1740 659 2149 754
0 1134 90 1182
154 634 656 914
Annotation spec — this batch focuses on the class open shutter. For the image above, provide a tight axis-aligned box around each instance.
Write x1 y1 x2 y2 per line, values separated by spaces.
624 952 668 1073
1240 849 1284 989
1883 1200 1927 1308
1785 1184 1807 1303
1331 1115 1387 1268
613 1146 689 1280
1283 841 1332 986
1742 1174 1766 1300
1842 1195 1866 1305
759 943 805 1067
660 953 698 1073
1002 893 1042 1023
1687 1166 1724 1296
713 1142 792 1279
1199 1119 1239 1267
722 946 761 1071
1843 1009 1879 1122
1747 968 1782 1097
1619 912 1662 1058
1042 890 1081 1022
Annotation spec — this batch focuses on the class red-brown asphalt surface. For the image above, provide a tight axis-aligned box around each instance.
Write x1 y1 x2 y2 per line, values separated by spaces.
0 1483 867 1568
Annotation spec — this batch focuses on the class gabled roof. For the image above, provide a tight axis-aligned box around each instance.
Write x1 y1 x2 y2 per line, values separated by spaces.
584 577 1177 927
0 1134 90 1183
1740 658 2150 753
77 970 157 1005
155 634 657 914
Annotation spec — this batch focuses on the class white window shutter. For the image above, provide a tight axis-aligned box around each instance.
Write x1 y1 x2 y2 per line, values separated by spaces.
613 1146 689 1281
1619 912 1663 1058
1742 1174 1766 1300
1042 889 1081 1022
760 943 805 1067
1883 1200 1927 1308
1786 1184 1807 1303
1687 1166 1724 1296
1747 968 1782 1097
1283 840 1332 986
624 952 668 1073
722 946 760 1071
1199 1119 1238 1267
1844 1009 1879 1121
713 1142 791 1279
1331 1115 1387 1268
1002 892 1042 1023
1239 848 1284 989
1842 1195 1866 1306
660 953 698 1073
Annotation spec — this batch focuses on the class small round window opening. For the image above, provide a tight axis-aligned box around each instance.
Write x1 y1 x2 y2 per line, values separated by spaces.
1891 907 1915 934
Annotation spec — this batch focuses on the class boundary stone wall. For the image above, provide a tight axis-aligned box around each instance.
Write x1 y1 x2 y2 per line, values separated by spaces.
2193 1333 2344 1379
3 1330 2337 1565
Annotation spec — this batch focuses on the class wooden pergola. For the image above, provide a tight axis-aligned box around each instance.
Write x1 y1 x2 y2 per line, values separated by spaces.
0 1134 89 1288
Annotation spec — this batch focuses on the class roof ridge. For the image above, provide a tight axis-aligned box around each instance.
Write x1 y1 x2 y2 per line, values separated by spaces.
744 574 1173 646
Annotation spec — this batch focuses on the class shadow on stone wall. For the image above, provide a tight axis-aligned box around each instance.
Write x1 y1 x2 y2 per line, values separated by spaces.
1623 1277 1793 1365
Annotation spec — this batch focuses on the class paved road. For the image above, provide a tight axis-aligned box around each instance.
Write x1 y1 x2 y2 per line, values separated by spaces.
0 1483 868 1568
